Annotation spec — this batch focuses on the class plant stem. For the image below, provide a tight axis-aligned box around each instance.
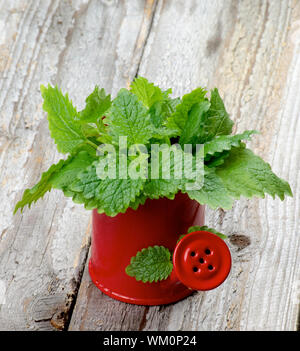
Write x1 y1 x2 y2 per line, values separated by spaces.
95 120 103 132
86 139 99 150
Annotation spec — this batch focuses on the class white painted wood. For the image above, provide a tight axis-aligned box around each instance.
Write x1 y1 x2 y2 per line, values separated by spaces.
0 0 155 330
1 0 299 331
69 250 149 331
70 0 300 331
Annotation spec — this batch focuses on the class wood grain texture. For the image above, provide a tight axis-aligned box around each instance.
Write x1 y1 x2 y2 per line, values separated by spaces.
1 0 299 331
69 250 148 331
0 0 156 330
69 0 300 331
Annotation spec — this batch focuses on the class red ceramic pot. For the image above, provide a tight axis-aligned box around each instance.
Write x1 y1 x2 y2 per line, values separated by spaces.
89 192 204 305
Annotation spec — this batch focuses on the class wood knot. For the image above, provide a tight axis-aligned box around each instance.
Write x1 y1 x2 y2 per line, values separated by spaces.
50 311 65 331
229 234 251 250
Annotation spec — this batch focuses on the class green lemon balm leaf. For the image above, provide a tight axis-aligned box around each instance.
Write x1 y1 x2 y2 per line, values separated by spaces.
126 246 173 283
164 96 181 114
167 87 207 134
79 86 111 124
97 178 144 216
80 124 101 139
177 226 227 243
41 85 86 153
62 188 99 211
129 194 148 211
107 89 154 146
185 166 234 210
131 77 180 131
179 100 211 146
204 130 258 158
143 178 179 201
70 158 146 216
69 164 101 200
14 157 71 214
216 147 293 200
199 88 234 142
205 150 230 168
187 225 227 239
130 76 163 108
14 149 98 214
149 98 181 136
148 101 167 128
143 150 182 200
51 151 97 190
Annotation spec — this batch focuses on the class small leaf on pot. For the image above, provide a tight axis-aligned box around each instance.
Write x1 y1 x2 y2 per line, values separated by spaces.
126 246 173 283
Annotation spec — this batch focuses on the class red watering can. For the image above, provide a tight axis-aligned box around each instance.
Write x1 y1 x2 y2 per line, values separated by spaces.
89 193 231 305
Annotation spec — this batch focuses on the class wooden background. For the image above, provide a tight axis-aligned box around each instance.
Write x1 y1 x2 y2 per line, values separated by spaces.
0 0 299 331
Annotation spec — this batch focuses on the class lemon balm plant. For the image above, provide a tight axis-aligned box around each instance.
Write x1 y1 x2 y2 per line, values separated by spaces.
14 77 292 214
14 77 292 303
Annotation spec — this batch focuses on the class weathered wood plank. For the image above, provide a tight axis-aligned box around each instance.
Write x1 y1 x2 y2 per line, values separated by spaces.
70 0 300 331
0 0 155 330
69 250 147 331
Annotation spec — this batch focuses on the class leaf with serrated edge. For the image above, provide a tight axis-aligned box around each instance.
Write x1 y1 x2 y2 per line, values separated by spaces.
14 149 97 214
41 85 86 153
145 147 206 201
149 95 181 131
205 150 230 168
185 166 234 210
108 89 154 146
69 164 101 199
51 151 97 190
177 226 227 243
78 86 111 124
179 100 211 146
126 246 173 283
216 147 292 200
197 88 234 143
130 76 163 108
97 177 144 216
188 225 227 239
129 194 148 211
166 87 207 134
143 150 181 200
204 130 258 157
14 157 71 214
70 158 146 216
